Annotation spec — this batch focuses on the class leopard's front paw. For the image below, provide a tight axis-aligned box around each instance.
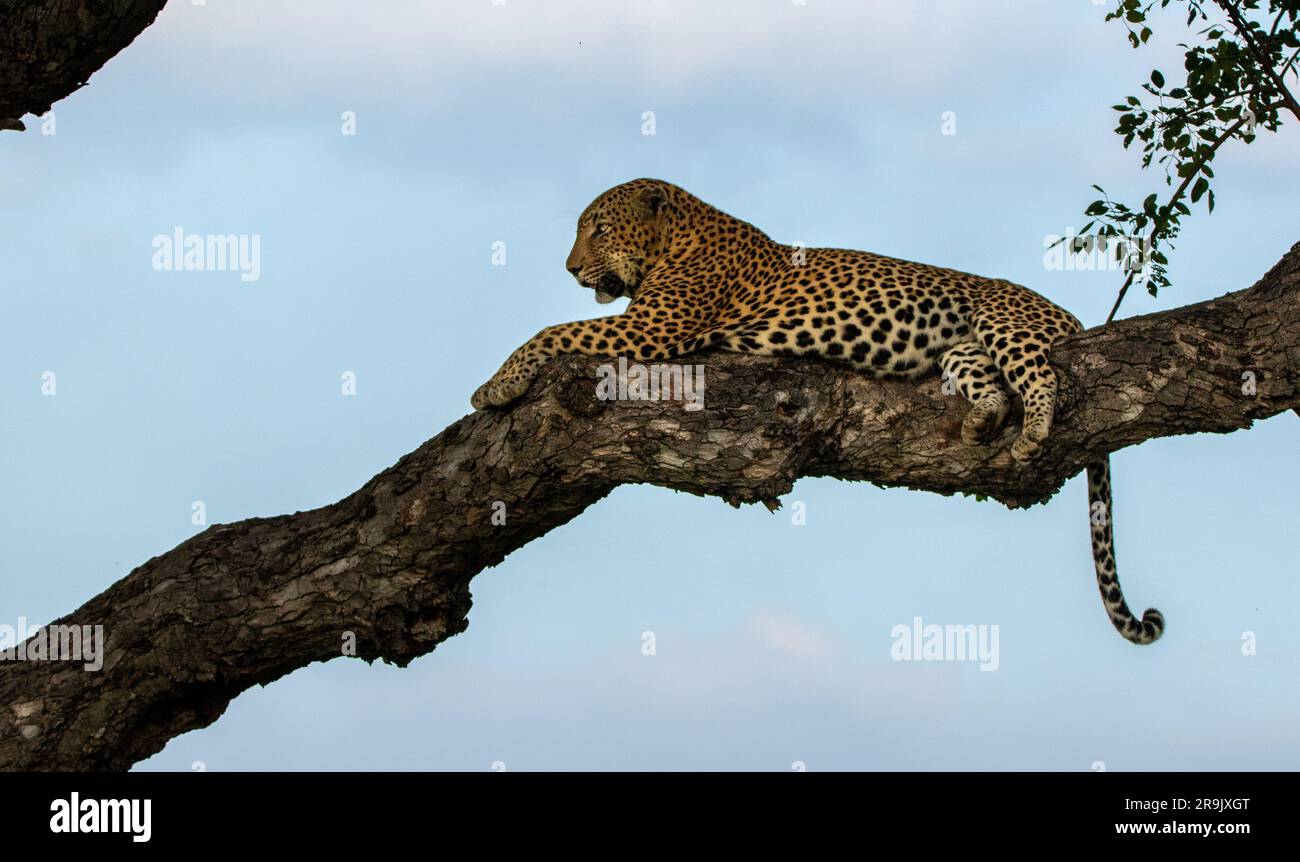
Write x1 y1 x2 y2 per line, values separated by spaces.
470 374 531 411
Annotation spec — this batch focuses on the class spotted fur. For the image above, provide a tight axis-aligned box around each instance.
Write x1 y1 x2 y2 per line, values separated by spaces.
472 179 1164 644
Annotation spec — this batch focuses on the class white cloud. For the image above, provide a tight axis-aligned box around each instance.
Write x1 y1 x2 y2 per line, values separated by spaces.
746 608 832 661
128 0 1082 107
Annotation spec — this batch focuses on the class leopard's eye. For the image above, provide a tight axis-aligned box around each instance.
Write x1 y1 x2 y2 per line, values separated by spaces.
592 223 608 237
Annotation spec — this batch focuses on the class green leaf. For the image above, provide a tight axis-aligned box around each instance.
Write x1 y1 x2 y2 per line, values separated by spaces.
1151 69 1165 87
1190 176 1209 202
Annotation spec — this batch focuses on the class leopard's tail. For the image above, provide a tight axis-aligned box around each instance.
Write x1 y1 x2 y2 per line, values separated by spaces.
1087 459 1164 645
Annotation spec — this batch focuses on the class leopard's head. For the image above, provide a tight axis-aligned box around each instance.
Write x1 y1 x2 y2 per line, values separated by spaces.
566 179 671 304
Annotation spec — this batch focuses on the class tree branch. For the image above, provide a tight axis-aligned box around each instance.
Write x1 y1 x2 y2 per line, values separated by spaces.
2 241 1298 771
1215 0 1300 121
0 0 168 128
1103 100 1284 323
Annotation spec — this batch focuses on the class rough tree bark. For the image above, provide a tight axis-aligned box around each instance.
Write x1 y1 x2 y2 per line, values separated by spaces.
0 0 168 129
1 242 1297 771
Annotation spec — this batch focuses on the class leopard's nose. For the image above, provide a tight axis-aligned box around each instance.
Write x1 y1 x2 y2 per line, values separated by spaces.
568 265 582 278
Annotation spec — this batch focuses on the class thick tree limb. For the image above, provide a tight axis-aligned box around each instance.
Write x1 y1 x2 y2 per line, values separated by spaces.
2 242 1297 771
0 0 168 128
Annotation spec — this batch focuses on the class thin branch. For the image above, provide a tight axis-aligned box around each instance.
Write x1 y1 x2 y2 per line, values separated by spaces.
1281 44 1300 80
1105 100 1284 322
1215 0 1300 120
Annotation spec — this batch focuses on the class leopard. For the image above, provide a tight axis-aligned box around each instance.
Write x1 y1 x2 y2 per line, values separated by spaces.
471 178 1164 645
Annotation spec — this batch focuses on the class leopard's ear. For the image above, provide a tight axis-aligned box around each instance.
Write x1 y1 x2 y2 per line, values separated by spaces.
634 186 665 220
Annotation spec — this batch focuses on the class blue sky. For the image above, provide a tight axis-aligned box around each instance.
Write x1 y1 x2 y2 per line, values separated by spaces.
1 0 1296 770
